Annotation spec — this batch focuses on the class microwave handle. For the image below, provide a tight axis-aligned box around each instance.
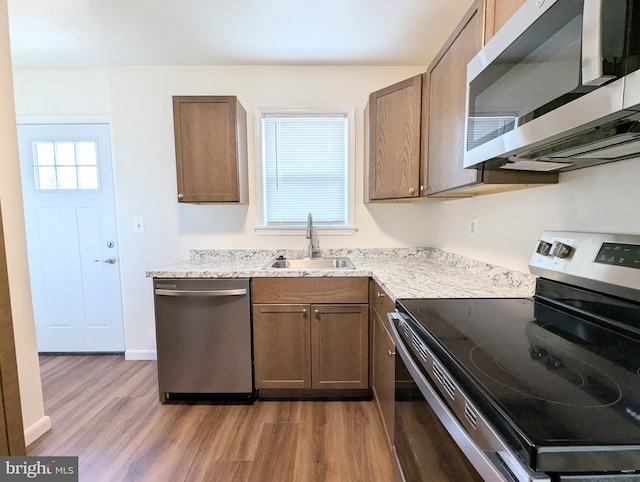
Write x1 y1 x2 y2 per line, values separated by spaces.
582 0 617 86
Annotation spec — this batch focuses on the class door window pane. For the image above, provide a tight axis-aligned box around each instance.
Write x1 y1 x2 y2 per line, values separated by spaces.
35 143 55 166
77 142 97 165
78 166 99 189
32 140 100 191
36 167 57 190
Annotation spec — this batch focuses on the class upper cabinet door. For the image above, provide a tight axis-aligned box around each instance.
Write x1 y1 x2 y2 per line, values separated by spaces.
423 1 484 196
484 0 527 43
173 96 248 203
366 75 422 201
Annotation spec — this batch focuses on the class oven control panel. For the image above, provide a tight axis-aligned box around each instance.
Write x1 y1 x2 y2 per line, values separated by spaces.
595 242 640 269
529 231 640 303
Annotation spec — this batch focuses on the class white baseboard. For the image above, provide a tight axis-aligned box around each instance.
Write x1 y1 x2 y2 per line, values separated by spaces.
25 416 52 446
125 349 157 360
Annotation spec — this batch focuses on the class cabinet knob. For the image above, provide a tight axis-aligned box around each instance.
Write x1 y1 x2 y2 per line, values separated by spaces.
420 185 426 192
376 292 385 298
178 193 184 200
388 350 396 357
314 309 320 315
301 308 307 314
408 187 415 195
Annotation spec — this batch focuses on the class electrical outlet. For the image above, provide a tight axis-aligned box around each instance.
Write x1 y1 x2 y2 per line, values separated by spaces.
469 218 478 239
133 217 145 233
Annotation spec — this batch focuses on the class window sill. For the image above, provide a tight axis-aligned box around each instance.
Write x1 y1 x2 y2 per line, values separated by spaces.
255 226 358 236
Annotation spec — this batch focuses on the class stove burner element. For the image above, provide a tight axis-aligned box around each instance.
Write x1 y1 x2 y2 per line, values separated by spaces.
538 321 622 349
470 343 622 407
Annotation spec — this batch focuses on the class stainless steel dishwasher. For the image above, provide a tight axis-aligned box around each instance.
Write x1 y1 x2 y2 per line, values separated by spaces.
153 278 254 403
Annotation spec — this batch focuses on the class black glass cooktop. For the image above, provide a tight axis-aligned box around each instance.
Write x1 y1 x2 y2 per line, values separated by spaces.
396 294 640 472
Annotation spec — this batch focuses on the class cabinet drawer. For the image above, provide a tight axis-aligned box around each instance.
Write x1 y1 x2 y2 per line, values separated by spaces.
252 277 368 304
370 280 395 318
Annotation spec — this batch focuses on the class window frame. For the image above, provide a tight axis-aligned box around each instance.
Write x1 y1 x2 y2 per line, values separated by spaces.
254 106 357 236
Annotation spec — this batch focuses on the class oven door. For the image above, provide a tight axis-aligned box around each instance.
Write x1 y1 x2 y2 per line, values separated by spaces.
388 312 544 482
393 344 485 482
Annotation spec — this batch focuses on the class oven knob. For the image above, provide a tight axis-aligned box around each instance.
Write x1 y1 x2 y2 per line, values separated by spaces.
535 240 552 256
550 241 573 258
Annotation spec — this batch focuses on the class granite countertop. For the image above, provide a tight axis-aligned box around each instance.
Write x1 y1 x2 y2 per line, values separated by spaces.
147 248 536 301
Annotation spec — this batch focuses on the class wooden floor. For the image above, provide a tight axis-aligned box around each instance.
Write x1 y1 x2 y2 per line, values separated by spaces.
28 356 393 482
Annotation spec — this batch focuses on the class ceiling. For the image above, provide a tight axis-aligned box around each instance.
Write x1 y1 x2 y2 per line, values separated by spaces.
7 0 473 69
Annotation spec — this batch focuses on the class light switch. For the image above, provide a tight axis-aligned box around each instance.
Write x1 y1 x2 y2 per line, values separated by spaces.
133 217 145 233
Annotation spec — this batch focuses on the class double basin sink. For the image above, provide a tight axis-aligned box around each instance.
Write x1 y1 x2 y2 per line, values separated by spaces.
263 257 355 270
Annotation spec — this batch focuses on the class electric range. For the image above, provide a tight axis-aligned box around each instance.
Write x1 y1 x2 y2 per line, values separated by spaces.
390 231 640 482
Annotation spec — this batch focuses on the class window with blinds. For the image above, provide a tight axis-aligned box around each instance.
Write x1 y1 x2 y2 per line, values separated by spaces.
258 110 353 228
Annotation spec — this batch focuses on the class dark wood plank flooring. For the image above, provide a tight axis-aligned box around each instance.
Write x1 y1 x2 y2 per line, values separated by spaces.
28 356 393 482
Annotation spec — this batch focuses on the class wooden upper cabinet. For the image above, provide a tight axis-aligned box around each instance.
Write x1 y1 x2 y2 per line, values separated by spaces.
422 0 557 197
484 0 526 43
173 96 248 203
423 2 483 197
366 75 422 201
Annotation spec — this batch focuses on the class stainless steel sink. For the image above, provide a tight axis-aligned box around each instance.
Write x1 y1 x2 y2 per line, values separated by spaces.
263 257 355 270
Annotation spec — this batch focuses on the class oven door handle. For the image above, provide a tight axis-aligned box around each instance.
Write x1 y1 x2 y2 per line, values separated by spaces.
387 312 520 482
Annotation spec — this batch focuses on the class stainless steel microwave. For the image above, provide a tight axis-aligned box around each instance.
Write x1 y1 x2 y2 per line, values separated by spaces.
464 0 640 172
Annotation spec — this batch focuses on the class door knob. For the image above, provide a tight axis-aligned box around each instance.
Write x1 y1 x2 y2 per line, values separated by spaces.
94 257 117 264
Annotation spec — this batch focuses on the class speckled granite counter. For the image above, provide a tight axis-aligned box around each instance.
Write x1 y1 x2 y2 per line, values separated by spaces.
146 248 536 301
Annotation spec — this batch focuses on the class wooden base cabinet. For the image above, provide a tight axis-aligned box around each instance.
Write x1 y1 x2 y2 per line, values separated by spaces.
312 304 369 390
370 281 396 449
252 278 369 396
253 304 311 389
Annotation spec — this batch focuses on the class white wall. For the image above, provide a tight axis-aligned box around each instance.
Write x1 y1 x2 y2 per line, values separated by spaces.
0 0 49 446
13 64 640 363
13 65 431 356
429 158 640 273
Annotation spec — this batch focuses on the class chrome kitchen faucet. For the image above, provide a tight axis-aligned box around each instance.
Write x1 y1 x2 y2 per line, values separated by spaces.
306 213 317 258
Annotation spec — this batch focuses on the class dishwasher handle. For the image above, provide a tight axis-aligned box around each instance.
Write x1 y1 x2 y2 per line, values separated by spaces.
155 288 247 297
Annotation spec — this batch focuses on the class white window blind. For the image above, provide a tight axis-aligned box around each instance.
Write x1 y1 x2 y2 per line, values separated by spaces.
261 113 349 227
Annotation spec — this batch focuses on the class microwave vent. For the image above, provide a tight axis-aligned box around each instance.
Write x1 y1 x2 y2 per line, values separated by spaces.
497 116 640 171
500 160 573 171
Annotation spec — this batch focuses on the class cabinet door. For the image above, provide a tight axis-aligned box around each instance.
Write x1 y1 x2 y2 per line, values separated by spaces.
367 75 422 201
484 0 526 42
423 2 484 196
253 304 311 389
173 96 248 203
372 308 395 449
311 304 369 389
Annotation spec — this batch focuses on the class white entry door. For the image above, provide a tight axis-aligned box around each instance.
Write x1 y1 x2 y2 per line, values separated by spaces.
17 124 124 352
